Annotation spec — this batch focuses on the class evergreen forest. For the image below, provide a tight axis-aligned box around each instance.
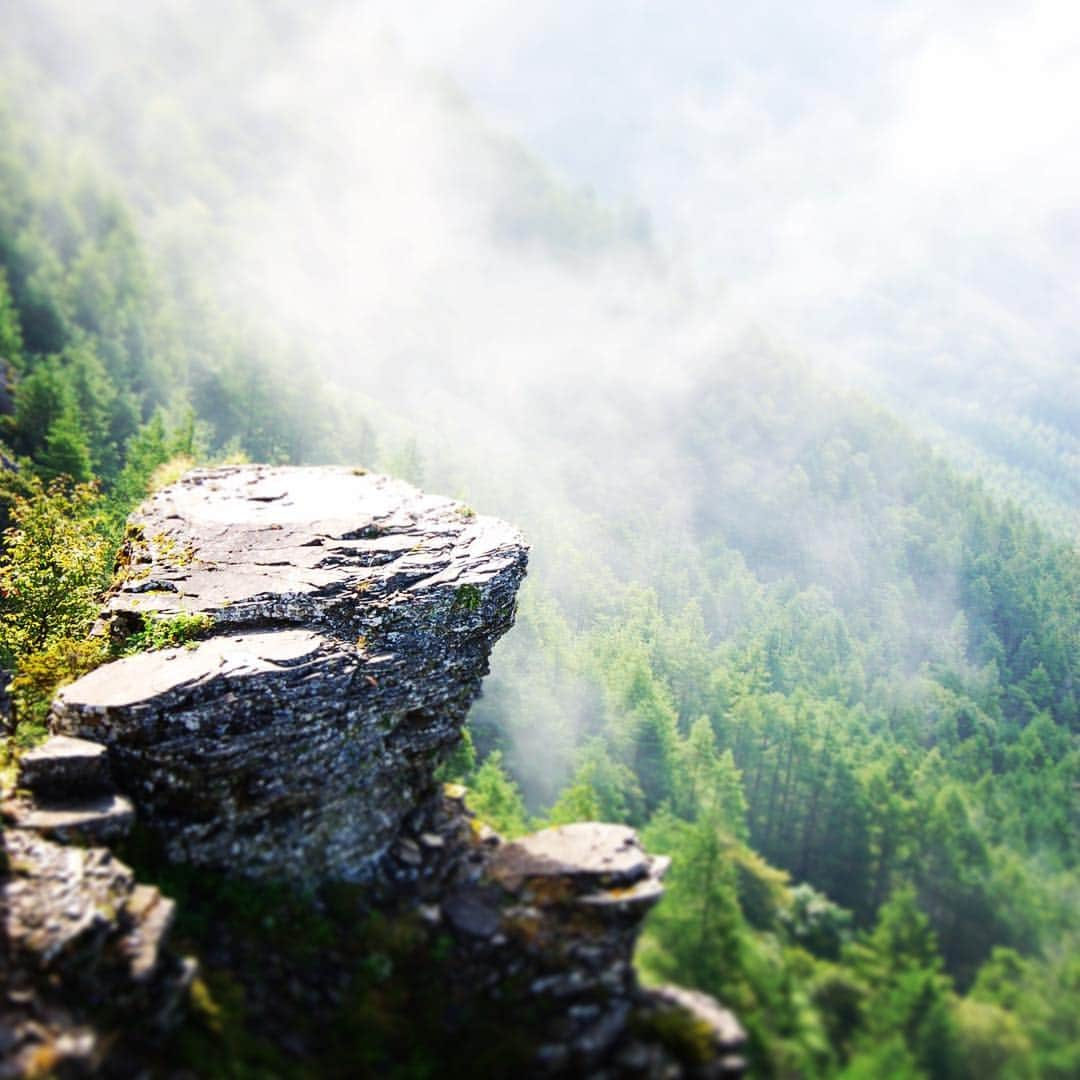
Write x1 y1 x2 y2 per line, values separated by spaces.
1 4 1077 1077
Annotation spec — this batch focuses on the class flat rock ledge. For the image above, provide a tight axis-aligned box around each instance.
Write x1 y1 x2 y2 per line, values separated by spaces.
50 465 529 882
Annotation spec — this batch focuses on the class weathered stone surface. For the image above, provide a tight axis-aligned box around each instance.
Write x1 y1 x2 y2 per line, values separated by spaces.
490 823 658 892
17 734 112 797
442 885 503 938
648 986 746 1052
50 465 528 881
2 791 135 843
372 790 743 1077
0 828 194 1078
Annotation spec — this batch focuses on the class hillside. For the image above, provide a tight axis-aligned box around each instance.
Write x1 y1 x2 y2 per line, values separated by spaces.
0 5 1078 1077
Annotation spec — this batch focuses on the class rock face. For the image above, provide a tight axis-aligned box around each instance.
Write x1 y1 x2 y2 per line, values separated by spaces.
0 828 194 1078
2 734 190 1077
1 466 747 1076
379 788 747 1077
50 465 529 881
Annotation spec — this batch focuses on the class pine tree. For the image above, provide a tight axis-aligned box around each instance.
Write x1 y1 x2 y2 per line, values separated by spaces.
467 751 529 838
0 265 23 368
38 408 93 483
641 806 747 999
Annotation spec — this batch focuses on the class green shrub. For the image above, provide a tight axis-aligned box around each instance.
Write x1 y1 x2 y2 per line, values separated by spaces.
121 611 214 654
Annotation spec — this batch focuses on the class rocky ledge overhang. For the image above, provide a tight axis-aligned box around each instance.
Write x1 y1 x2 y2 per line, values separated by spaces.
48 465 529 882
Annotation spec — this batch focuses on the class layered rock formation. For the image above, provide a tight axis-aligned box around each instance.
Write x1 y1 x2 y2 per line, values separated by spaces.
2 735 134 844
2 734 191 1076
0 823 193 1077
2 466 746 1077
51 465 528 881
381 793 747 1076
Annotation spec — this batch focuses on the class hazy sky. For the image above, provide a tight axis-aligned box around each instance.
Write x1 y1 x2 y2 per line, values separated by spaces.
367 0 1080 385
4 0 1075 469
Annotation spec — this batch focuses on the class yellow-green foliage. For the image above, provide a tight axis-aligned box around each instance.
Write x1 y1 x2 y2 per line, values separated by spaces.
148 454 196 493
0 478 112 663
731 844 792 931
0 736 19 796
0 479 115 733
149 531 197 568
952 998 1033 1079
632 1005 717 1066
545 779 602 826
465 750 530 838
7 635 110 731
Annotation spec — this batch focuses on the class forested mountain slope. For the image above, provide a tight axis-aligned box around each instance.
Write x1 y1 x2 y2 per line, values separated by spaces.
0 6 1078 1077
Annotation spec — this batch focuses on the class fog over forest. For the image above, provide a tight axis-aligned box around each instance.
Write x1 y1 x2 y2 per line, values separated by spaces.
6 1 1078 516
1 3 1077 1076
374 0 1080 458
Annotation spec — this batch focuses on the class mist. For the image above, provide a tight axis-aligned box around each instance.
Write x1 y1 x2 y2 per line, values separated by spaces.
377 1 1080 376
2 0 1077 800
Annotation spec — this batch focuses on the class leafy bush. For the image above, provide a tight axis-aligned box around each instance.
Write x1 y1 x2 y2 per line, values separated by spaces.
0 478 112 660
0 479 114 731
7 635 110 729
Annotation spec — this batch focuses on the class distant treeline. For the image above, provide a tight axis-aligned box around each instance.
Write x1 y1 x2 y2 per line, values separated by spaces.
0 66 1078 1080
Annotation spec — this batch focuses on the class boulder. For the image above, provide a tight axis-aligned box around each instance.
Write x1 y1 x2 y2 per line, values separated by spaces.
50 465 529 881
0 828 194 1078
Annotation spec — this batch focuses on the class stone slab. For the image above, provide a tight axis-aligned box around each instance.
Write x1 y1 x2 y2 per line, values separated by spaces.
489 823 653 892
17 734 111 797
50 466 529 882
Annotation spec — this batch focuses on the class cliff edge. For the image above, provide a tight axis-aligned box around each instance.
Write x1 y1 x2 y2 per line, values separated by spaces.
2 466 744 1077
49 465 527 882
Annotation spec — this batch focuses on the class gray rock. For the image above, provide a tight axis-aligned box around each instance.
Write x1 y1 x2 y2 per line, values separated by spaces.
17 734 112 797
395 837 423 866
1 829 193 1078
648 984 747 1052
50 465 528 882
3 792 135 843
490 823 653 891
575 1000 630 1063
442 886 503 938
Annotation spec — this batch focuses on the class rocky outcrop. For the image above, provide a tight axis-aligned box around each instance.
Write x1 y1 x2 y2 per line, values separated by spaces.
377 787 747 1077
0 827 194 1078
1 466 746 1077
2 735 135 844
1 734 191 1077
50 465 528 882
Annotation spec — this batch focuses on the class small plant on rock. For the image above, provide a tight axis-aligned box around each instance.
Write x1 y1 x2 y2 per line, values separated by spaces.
122 611 215 654
453 584 482 612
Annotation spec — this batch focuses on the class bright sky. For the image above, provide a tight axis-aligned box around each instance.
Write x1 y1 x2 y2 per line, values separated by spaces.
369 0 1080 383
